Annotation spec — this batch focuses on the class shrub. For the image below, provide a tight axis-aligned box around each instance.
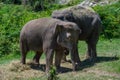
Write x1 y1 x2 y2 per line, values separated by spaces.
0 0 21 4
0 4 52 57
93 2 120 38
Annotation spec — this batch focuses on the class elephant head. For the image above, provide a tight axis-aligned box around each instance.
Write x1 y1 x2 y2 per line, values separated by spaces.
56 21 80 49
55 21 81 70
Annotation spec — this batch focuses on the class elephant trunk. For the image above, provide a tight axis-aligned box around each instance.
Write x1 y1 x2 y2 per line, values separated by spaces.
69 44 77 71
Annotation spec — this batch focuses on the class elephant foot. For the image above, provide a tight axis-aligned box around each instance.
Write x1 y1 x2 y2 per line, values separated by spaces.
85 56 97 62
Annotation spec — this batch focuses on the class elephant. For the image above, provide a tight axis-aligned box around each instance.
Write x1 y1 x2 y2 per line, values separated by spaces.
20 18 81 74
51 5 102 62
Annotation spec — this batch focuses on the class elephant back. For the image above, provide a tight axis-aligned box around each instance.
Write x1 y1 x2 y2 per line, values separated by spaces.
71 6 97 18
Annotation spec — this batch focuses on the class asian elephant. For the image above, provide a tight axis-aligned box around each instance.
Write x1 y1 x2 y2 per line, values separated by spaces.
52 6 102 62
20 18 81 74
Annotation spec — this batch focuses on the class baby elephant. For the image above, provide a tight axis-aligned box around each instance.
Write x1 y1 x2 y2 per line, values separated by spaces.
20 18 81 74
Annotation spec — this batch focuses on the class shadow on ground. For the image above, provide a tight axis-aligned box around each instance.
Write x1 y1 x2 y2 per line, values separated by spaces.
28 63 46 72
29 56 119 73
28 63 73 73
79 56 119 70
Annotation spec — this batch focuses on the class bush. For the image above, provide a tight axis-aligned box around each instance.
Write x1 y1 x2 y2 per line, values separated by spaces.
0 4 52 57
93 2 120 38
0 0 21 4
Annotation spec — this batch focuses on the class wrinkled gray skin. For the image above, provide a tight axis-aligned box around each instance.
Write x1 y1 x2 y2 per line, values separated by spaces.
20 18 80 74
52 6 102 62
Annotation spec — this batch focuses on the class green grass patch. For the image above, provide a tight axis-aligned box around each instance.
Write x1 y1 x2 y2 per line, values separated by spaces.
0 39 120 80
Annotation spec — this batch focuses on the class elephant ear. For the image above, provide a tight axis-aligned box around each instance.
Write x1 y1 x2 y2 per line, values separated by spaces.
64 10 74 22
54 23 64 44
55 23 63 33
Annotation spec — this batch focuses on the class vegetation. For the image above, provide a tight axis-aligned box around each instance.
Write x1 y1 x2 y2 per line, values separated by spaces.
0 39 120 80
93 2 120 38
0 4 52 57
0 0 120 79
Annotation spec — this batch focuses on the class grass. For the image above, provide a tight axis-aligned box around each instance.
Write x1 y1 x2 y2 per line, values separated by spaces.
0 38 120 80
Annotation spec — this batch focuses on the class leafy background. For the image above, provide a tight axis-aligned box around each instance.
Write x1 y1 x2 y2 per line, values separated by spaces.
0 0 120 58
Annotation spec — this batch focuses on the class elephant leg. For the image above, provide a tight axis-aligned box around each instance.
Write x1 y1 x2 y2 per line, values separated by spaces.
33 51 43 64
86 40 98 59
21 51 27 64
86 32 99 60
20 41 28 64
90 32 99 59
91 43 97 58
70 48 77 71
86 41 92 59
74 47 81 65
44 49 54 74
55 49 63 72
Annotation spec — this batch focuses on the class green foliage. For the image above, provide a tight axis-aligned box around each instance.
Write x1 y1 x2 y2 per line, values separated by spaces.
0 4 52 57
23 0 84 11
0 0 21 4
93 2 120 38
48 66 60 80
24 0 58 11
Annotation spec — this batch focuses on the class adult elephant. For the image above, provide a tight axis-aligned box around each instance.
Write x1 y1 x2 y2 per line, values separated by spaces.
52 6 102 62
20 18 81 74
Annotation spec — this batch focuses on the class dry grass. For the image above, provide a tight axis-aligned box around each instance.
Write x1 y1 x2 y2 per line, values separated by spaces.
0 60 46 80
0 58 120 80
